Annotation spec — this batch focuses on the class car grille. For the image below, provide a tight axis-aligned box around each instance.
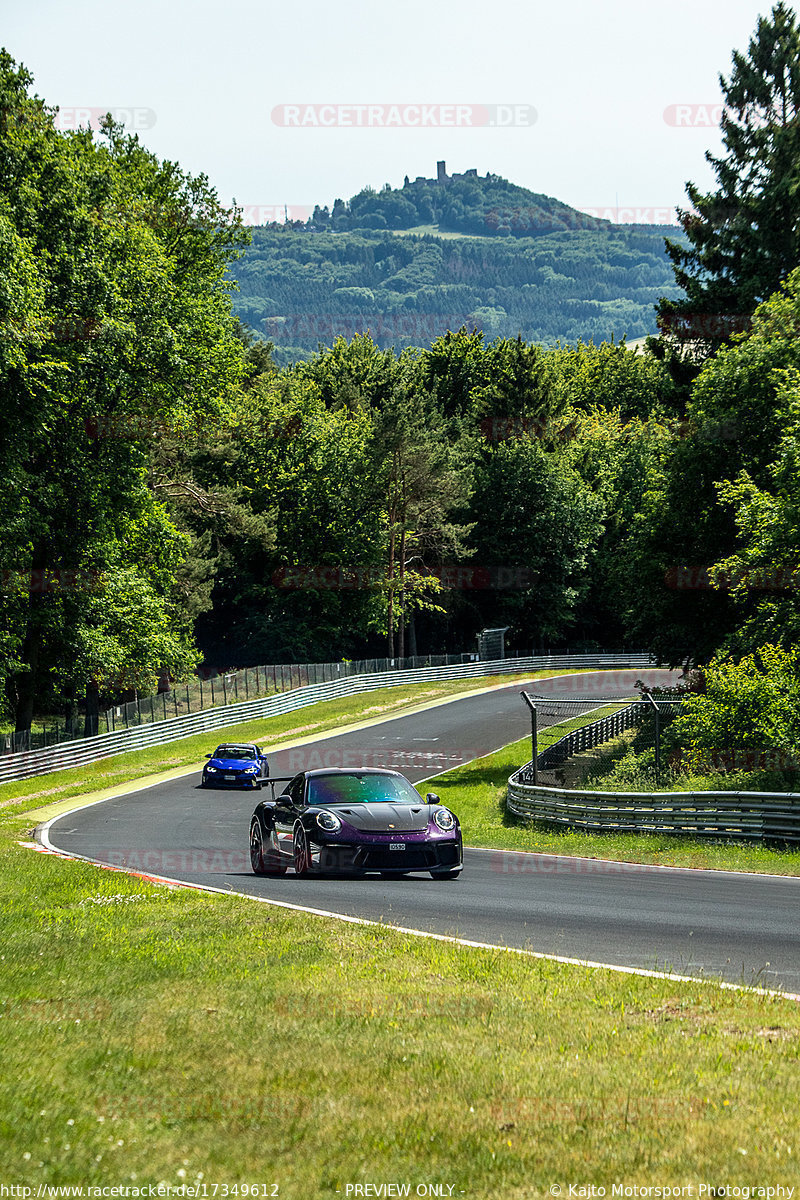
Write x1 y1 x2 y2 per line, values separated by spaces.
318 842 460 872
355 847 434 870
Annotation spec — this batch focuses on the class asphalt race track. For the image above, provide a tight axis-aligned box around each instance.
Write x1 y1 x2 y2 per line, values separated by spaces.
42 670 800 994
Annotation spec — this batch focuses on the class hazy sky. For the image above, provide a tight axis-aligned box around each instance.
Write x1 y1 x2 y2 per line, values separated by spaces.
2 0 777 224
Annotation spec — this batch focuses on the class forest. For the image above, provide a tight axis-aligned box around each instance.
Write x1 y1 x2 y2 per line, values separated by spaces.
4 2 800 789
230 208 682 357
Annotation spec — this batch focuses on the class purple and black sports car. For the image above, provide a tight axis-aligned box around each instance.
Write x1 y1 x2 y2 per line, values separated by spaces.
249 768 462 880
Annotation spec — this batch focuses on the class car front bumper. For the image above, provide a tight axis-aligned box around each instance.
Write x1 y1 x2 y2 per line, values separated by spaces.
203 772 261 788
311 835 462 874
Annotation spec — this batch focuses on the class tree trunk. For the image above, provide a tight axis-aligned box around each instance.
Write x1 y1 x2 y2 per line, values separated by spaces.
64 682 76 737
84 679 100 737
387 480 396 659
14 625 39 733
398 527 406 661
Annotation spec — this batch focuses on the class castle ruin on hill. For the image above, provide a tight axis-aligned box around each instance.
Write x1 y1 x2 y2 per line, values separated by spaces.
403 162 480 187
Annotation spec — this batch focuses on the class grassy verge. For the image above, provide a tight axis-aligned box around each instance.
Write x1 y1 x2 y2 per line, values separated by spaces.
2 806 800 1195
423 714 800 875
0 671 573 817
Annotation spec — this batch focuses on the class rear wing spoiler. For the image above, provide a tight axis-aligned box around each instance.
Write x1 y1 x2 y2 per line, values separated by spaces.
260 776 294 801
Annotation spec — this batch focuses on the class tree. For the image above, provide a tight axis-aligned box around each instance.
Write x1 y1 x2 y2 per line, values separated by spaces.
416 328 493 420
549 340 681 422
709 364 800 654
559 406 674 647
296 333 400 412
658 3 800 350
196 372 387 664
463 440 603 647
671 644 800 772
475 334 564 426
0 52 247 729
619 268 800 665
373 385 474 658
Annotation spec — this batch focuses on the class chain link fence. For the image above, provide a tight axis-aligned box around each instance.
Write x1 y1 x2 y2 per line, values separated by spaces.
1 654 480 755
518 696 683 789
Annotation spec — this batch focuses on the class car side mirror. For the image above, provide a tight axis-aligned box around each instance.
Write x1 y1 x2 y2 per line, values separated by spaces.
205 753 213 759
426 792 440 804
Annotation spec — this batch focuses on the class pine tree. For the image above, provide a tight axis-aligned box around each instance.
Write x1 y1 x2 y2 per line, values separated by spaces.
658 3 800 349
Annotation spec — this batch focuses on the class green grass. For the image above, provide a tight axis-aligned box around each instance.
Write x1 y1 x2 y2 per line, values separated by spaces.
0 671 573 817
3 684 800 1191
2 807 800 1195
422 718 800 876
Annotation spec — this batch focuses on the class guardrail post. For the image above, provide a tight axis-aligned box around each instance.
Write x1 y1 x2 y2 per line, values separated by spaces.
520 692 538 785
643 692 661 786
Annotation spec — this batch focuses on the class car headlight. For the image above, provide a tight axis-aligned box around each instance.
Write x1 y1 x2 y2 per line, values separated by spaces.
432 807 456 831
316 811 342 833
206 766 218 773
244 765 258 773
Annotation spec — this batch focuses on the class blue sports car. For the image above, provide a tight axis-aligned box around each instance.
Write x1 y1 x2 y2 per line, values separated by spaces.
202 743 270 789
249 767 462 879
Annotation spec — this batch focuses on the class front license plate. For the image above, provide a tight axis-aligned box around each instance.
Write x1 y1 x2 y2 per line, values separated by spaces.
225 774 236 781
389 843 405 851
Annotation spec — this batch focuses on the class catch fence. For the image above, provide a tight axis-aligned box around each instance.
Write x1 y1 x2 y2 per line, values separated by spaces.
507 696 800 843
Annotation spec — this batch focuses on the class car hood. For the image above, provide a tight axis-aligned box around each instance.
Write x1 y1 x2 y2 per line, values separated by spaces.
325 802 432 832
208 757 257 770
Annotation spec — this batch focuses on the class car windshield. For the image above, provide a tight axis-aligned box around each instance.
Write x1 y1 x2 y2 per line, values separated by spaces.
214 745 256 759
307 773 421 806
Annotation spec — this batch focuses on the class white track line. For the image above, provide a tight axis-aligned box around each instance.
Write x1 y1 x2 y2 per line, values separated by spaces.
33 819 800 1003
30 668 800 1003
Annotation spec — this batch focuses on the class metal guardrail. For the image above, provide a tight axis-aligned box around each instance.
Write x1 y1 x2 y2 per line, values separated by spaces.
508 701 800 843
0 652 653 786
507 778 800 843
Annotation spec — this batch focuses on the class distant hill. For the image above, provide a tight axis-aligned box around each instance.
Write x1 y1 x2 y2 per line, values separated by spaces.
307 162 613 237
228 165 685 361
